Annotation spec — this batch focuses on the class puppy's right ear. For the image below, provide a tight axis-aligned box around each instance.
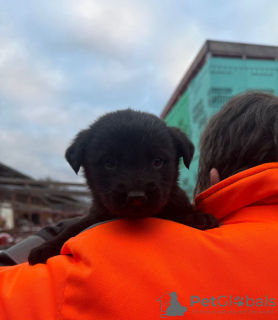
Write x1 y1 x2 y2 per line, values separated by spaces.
168 127 195 169
65 130 89 174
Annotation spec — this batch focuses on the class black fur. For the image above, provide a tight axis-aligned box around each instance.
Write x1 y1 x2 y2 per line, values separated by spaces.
28 109 218 265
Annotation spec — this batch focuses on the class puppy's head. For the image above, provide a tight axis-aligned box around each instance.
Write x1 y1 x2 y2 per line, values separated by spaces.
66 109 194 219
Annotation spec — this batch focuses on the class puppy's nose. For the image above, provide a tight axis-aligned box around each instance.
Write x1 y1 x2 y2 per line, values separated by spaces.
127 191 147 205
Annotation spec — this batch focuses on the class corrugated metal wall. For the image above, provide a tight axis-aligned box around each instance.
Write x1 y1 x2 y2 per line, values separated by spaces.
165 57 278 199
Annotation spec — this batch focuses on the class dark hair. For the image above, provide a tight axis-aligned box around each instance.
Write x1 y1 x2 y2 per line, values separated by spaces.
194 91 278 196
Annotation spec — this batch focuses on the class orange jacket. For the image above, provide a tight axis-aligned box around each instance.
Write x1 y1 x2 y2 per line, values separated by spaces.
1 163 278 319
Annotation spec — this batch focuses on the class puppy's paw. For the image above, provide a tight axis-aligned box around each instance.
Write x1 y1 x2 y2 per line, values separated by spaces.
185 211 219 230
28 242 61 265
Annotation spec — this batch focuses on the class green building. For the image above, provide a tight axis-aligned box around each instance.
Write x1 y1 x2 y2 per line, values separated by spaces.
161 40 278 199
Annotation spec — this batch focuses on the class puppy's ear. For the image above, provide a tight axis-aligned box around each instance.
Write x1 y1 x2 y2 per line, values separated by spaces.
65 130 89 174
168 127 195 169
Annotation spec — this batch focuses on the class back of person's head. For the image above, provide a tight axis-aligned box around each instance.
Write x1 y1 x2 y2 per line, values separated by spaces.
195 91 278 196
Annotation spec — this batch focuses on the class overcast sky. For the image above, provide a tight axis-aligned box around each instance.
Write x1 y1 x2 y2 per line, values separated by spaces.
1 0 278 182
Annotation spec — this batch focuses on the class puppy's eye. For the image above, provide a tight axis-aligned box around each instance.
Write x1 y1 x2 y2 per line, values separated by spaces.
104 157 116 169
153 157 164 167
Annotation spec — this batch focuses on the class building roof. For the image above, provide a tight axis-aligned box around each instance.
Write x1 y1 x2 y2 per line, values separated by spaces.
161 40 278 118
0 162 32 180
0 162 90 213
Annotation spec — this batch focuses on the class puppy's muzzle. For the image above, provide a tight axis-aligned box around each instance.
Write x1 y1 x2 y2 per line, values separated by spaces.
127 191 147 206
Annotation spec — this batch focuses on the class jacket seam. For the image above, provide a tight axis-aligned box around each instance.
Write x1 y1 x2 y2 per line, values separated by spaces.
58 262 75 320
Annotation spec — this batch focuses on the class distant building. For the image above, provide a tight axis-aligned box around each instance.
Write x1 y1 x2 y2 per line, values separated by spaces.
0 162 90 247
161 40 278 198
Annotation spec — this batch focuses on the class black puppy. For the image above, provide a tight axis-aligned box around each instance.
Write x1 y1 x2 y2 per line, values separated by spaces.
28 109 218 265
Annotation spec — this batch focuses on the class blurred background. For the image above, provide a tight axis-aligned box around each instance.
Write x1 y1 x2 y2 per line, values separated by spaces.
1 0 278 247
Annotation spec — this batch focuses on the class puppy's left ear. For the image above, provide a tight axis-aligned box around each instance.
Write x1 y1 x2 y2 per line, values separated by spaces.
65 129 90 174
168 127 195 169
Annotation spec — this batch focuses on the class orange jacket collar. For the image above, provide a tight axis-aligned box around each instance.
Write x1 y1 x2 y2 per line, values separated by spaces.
195 163 278 221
